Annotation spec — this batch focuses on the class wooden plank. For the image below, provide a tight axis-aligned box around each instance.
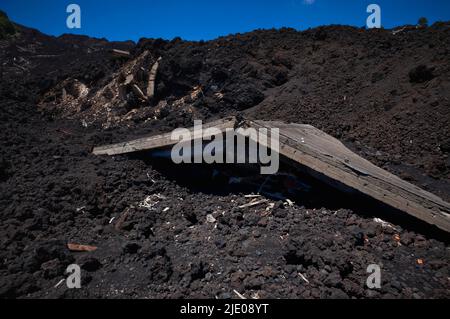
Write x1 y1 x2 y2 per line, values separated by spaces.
147 57 162 99
67 243 98 252
92 116 450 232
246 120 450 233
92 117 237 156
110 49 131 58
131 84 147 101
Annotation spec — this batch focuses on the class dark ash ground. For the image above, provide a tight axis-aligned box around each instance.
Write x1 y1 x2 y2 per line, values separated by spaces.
0 22 449 299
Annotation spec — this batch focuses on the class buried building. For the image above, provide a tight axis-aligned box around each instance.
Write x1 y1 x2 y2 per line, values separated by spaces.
93 116 450 234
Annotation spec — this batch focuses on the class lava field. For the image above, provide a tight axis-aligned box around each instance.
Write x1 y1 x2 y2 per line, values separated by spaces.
0 16 449 299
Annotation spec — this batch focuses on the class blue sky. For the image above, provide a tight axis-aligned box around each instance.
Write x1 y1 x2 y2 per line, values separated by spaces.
1 0 449 41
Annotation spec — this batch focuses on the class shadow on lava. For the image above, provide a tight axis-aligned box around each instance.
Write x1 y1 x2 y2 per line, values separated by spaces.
129 150 450 243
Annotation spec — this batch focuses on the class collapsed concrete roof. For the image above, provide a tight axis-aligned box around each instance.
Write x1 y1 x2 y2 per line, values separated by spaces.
93 116 450 233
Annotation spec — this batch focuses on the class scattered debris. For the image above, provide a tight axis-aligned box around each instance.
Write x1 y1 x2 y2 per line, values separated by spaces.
54 279 65 288
67 243 98 252
392 27 407 35
245 194 261 198
238 199 269 209
110 49 131 58
115 208 131 230
206 214 217 223
139 194 166 211
298 272 310 284
285 199 294 207
214 92 224 100
233 289 247 300
132 84 147 101
373 217 398 231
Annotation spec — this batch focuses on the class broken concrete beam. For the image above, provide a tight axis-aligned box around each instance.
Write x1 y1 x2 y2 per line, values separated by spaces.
147 57 162 99
110 49 131 58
